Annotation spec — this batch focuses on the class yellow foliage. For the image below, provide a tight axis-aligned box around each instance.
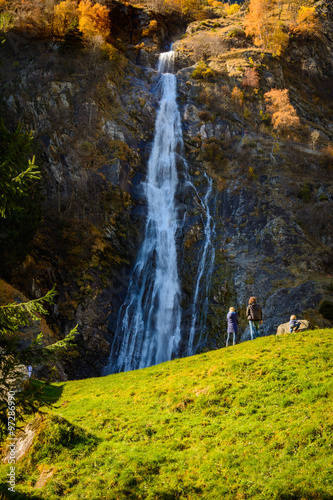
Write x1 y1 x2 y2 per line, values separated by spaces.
78 0 110 40
244 0 289 55
226 3 240 15
142 19 158 37
54 0 78 36
231 86 243 107
268 23 289 56
0 0 7 11
264 88 300 133
180 0 204 15
295 6 319 35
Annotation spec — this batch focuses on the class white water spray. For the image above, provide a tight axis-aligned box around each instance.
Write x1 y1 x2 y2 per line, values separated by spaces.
187 173 216 355
103 51 183 373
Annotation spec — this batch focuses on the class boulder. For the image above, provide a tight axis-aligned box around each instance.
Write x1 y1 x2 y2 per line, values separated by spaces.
276 320 309 335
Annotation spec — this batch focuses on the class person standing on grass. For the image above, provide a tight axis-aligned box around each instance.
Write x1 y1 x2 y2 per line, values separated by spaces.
226 307 238 347
246 296 263 340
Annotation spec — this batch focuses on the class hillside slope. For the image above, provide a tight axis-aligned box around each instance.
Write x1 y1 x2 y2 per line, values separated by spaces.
1 0 333 379
1 329 333 499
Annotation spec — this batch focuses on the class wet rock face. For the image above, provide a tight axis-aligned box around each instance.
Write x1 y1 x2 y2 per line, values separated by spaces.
2 1 333 378
174 3 333 345
0 29 163 378
0 0 191 379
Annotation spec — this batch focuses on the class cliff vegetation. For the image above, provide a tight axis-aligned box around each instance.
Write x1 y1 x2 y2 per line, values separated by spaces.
0 0 333 379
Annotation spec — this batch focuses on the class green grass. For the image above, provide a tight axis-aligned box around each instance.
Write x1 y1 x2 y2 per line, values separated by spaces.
2 329 333 499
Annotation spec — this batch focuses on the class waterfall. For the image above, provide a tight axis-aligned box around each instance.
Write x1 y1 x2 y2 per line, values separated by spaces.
103 50 217 375
103 51 183 374
186 173 216 355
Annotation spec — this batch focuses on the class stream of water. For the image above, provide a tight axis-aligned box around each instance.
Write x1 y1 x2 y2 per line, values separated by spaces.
103 51 215 375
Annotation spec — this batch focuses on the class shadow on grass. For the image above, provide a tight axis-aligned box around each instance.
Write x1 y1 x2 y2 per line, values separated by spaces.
278 492 333 500
0 484 45 499
29 379 64 407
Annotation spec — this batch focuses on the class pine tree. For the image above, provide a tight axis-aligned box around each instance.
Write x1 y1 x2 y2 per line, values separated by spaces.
0 286 78 438
0 121 40 218
0 122 78 438
0 121 42 271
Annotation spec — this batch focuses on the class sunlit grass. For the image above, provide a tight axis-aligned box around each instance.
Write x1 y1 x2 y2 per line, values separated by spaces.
1 329 333 499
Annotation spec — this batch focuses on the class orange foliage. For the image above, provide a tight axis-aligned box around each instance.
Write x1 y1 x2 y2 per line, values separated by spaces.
295 6 319 35
242 67 259 90
231 87 244 107
78 0 110 40
244 0 271 48
264 88 300 132
54 0 78 36
244 0 288 55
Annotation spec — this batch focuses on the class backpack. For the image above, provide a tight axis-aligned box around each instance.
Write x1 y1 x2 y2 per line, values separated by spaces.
248 304 261 321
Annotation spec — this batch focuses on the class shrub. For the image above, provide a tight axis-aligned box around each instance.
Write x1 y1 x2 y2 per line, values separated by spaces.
198 111 211 122
319 301 333 321
228 27 245 38
260 110 271 126
191 61 215 80
231 87 243 107
142 19 158 37
202 139 224 163
226 3 241 15
297 183 311 203
243 107 251 120
294 6 319 35
54 0 78 36
0 12 14 33
242 67 259 90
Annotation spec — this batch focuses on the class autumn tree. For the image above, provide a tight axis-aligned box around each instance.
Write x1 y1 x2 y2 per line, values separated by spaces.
310 130 320 150
244 0 272 48
78 0 110 40
244 0 288 56
53 0 78 36
231 86 244 107
294 6 319 35
264 88 300 133
242 67 259 91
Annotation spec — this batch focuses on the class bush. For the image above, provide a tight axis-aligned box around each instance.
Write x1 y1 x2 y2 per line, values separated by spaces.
319 301 333 321
198 111 211 122
297 183 312 203
228 27 246 38
191 61 215 80
226 3 241 15
202 139 224 163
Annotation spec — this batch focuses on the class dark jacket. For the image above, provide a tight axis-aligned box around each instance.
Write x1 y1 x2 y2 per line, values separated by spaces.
227 311 238 333
246 303 262 321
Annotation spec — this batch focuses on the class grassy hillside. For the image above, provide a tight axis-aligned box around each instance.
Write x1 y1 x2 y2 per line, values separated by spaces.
1 329 333 499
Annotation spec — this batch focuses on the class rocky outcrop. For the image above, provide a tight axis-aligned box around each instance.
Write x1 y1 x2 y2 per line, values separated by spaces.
276 319 309 335
174 1 333 347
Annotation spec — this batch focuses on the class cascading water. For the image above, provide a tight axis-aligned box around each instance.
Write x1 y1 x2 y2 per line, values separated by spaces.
103 49 217 375
103 51 183 374
186 173 216 355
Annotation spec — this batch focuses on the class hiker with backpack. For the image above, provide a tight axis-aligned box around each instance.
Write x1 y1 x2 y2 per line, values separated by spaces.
246 296 263 340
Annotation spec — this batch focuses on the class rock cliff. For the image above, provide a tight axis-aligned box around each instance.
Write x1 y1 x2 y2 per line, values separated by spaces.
1 0 333 378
